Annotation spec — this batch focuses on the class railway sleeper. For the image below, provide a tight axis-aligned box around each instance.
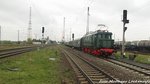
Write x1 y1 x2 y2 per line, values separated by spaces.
94 79 111 84
86 72 100 74
76 73 82 76
75 70 81 73
89 75 106 78
77 75 84 78
80 81 89 84
84 69 96 71
86 70 99 72
143 70 150 73
82 68 95 70
88 73 103 76
78 78 86 81
81 67 94 69
144 76 150 79
80 65 92 67
92 78 109 81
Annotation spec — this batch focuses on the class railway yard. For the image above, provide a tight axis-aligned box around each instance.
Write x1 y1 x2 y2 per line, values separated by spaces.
1 0 150 84
0 44 149 84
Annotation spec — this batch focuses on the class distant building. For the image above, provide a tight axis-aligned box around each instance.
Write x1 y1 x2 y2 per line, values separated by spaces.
32 42 41 44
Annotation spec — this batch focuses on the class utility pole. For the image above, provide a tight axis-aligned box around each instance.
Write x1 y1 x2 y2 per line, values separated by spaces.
0 26 1 45
18 30 20 44
86 7 90 34
62 17 65 43
35 34 37 40
70 28 72 41
122 10 129 58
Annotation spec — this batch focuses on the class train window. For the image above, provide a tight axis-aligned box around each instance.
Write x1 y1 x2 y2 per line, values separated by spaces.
104 34 111 39
110 35 112 39
107 35 111 39
102 34 105 38
105 34 107 38
98 34 102 39
98 34 112 39
108 35 111 39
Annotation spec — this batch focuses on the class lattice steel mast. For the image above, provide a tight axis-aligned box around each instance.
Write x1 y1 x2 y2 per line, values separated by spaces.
28 6 32 41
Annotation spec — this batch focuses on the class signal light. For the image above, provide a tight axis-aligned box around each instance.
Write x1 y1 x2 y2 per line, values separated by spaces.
42 27 44 33
72 33 74 41
122 10 129 24
123 10 127 21
72 33 74 38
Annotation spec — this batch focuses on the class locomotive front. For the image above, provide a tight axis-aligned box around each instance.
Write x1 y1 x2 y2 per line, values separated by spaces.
95 31 114 56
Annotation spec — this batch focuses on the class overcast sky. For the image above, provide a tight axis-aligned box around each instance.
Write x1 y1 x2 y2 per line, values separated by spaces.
0 0 150 41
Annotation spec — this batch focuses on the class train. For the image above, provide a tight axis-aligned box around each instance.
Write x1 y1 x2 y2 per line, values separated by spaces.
65 30 115 57
115 40 150 53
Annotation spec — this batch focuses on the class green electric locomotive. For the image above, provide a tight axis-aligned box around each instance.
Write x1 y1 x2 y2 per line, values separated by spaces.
81 30 114 57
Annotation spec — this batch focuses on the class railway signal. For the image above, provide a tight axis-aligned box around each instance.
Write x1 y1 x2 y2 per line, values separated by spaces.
42 27 44 33
124 27 127 32
123 10 129 23
72 33 74 41
42 27 45 45
122 10 129 58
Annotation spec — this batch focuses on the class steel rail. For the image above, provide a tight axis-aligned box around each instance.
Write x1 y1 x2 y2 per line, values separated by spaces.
107 58 150 76
70 46 150 77
109 57 150 70
63 50 94 84
0 45 47 59
67 49 120 82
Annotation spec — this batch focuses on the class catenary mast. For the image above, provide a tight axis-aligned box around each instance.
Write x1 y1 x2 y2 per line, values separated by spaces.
86 7 90 34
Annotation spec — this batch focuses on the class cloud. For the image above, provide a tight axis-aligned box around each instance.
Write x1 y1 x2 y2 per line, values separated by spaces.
0 0 150 41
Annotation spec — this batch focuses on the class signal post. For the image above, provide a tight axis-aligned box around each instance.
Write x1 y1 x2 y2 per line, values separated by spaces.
42 27 44 46
122 10 129 58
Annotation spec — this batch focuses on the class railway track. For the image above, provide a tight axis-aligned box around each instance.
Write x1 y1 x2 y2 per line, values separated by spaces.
0 46 33 52
71 47 150 77
0 45 46 59
60 46 120 84
64 46 150 81
106 58 150 76
109 56 150 70
0 47 35 59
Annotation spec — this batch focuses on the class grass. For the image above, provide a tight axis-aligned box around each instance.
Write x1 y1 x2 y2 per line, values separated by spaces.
0 46 61 84
134 54 150 64
114 51 150 64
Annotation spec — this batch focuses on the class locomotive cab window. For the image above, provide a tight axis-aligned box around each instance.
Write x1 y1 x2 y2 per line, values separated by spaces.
98 33 112 39
106 34 112 39
98 34 102 39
